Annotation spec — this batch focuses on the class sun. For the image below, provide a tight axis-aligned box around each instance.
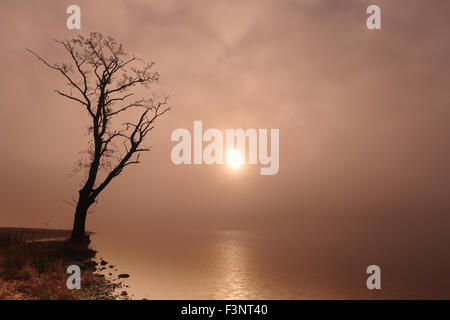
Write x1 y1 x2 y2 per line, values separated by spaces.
226 150 243 170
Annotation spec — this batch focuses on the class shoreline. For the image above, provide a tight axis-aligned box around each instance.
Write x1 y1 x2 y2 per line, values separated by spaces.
0 227 126 300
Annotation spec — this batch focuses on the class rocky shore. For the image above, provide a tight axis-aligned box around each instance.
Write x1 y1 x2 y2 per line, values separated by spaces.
0 227 129 300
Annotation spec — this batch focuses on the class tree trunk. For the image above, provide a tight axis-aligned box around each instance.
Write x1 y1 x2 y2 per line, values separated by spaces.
70 193 91 245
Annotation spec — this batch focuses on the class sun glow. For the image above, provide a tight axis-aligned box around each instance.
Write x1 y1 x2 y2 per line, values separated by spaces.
226 150 243 170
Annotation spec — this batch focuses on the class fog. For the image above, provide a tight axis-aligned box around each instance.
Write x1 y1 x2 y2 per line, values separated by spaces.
1 1 450 286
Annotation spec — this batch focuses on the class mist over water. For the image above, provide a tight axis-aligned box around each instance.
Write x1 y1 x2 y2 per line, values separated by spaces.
1 0 450 300
91 223 450 299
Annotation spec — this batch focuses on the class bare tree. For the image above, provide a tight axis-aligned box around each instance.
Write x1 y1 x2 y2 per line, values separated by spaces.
27 32 170 244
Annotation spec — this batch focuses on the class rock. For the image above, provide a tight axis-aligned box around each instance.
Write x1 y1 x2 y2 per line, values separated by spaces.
109 273 112 276
100 260 108 266
118 273 130 279
109 265 114 268
84 260 98 270
121 291 128 296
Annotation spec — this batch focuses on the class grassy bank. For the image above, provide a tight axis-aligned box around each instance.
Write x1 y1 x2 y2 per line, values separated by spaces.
0 228 119 300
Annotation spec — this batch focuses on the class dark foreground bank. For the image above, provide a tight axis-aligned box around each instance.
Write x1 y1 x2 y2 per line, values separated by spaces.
0 227 123 300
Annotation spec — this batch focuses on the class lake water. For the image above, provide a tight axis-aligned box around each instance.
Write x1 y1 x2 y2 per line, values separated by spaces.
91 227 450 299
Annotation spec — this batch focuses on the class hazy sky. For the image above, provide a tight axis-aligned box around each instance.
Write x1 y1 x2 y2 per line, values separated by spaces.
1 0 450 240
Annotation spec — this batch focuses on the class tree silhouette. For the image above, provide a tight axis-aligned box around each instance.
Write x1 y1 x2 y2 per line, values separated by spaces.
27 33 170 244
